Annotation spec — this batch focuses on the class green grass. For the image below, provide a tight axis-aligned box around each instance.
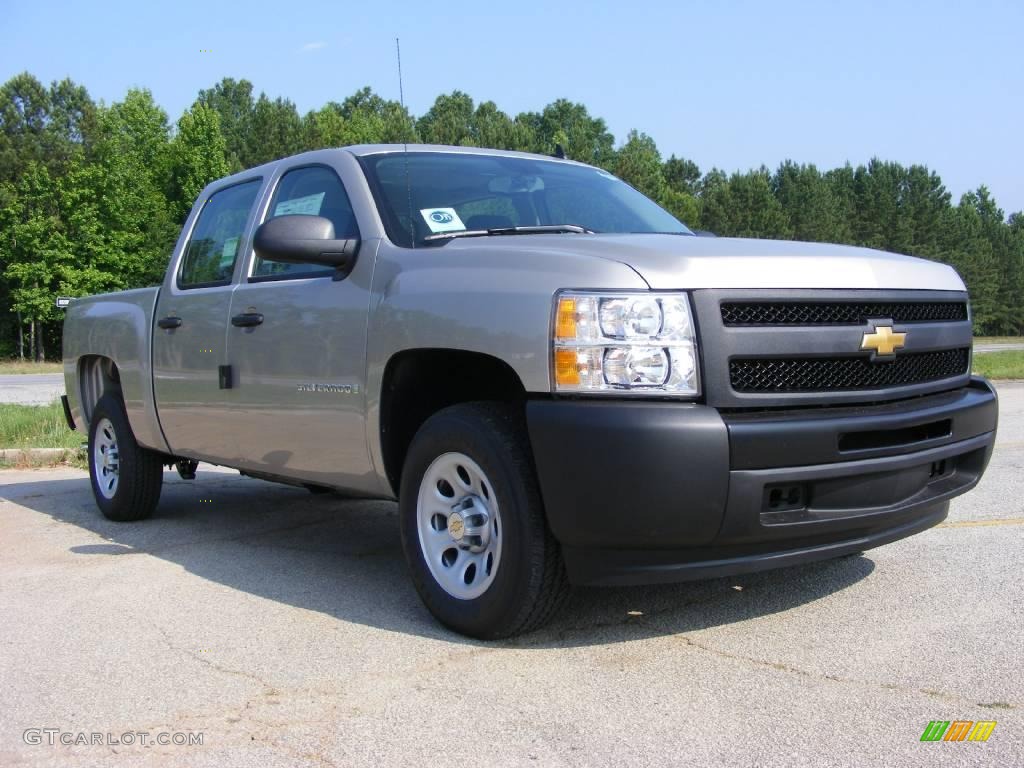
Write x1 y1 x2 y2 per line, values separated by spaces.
0 360 63 374
0 401 82 450
973 350 1024 380
0 401 84 469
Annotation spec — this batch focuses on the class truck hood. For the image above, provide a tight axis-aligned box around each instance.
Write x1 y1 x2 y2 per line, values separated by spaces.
454 234 965 291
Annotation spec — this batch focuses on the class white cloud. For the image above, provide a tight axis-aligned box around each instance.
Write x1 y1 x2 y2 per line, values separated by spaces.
300 41 327 52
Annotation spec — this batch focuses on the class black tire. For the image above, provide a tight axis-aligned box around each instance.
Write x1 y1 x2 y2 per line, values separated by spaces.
88 393 163 522
399 402 569 639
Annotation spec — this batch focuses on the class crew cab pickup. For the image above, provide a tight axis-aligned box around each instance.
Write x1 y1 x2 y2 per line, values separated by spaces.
62 145 998 638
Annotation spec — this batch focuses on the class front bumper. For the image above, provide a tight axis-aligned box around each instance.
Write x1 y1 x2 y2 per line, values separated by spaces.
526 377 998 586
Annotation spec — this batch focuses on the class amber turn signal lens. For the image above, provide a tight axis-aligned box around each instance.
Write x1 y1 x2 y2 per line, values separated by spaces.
555 297 577 339
554 348 581 386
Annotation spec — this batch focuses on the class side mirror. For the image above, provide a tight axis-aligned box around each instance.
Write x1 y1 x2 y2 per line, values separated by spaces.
253 215 360 277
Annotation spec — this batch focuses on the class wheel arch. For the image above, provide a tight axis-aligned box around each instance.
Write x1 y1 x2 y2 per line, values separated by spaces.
77 355 122 427
378 348 528 496
61 287 169 453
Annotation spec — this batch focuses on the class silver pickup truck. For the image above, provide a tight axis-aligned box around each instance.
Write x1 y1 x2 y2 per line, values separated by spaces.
62 145 998 638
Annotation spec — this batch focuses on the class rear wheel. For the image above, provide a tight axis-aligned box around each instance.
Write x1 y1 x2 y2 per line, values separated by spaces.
88 393 163 521
399 402 569 639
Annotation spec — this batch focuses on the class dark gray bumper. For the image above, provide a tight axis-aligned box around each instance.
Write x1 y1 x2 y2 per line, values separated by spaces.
527 377 998 586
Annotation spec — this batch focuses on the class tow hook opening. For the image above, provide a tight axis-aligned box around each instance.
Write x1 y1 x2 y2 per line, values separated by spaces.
764 483 808 513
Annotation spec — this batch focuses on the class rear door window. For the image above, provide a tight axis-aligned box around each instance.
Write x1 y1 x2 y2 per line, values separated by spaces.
178 180 262 288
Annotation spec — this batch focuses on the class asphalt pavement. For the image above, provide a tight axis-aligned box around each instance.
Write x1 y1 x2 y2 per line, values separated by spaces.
0 385 1021 766
974 343 1024 353
0 373 64 405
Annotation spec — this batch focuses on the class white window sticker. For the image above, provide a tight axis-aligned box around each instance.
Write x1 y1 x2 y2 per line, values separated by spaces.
274 192 325 217
220 236 239 268
420 207 465 233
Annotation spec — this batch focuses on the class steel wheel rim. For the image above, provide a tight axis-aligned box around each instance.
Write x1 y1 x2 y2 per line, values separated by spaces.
93 417 120 499
416 452 502 600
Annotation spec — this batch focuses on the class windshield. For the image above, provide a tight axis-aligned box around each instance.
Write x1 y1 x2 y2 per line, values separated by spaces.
358 151 692 247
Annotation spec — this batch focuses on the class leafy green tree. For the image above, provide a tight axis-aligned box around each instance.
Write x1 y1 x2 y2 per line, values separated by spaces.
659 188 701 229
417 91 476 145
0 163 68 359
519 100 616 167
93 91 178 281
655 155 702 227
773 161 849 243
105 89 172 187
303 102 352 149
0 73 51 181
196 78 255 172
701 167 793 239
338 87 415 143
824 163 858 237
472 101 534 150
900 164 951 256
303 88 415 150
169 104 230 223
0 74 96 180
47 78 98 167
244 95 303 167
614 130 665 200
933 190 1002 333
1005 215 1024 333
851 158 920 253
0 74 99 355
663 155 702 197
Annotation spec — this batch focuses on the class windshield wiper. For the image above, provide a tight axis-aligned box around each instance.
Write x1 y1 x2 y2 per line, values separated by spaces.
424 224 593 242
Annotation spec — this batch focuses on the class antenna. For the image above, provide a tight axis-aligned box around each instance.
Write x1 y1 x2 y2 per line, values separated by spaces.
396 37 415 249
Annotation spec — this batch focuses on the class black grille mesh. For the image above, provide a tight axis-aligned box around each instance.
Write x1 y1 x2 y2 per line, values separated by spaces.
721 301 968 326
730 348 970 392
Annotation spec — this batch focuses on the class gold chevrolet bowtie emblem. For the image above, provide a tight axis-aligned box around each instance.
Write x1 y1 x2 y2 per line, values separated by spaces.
861 325 907 357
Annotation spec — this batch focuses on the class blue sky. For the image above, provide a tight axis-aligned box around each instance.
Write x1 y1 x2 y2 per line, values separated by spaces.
4 0 1022 214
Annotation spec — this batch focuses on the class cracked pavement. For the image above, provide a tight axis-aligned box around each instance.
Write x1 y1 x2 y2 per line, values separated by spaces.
0 385 1022 766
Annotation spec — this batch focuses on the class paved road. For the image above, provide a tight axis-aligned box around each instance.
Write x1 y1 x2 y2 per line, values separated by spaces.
0 386 1021 766
0 373 63 405
975 343 1024 353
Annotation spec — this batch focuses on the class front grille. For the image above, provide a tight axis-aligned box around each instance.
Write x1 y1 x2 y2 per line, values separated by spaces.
730 348 970 393
721 301 968 326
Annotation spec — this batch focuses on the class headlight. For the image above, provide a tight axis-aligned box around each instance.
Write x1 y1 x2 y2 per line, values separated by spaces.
552 291 700 396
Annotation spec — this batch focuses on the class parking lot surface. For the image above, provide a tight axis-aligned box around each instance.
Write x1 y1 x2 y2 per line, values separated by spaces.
1 385 1021 767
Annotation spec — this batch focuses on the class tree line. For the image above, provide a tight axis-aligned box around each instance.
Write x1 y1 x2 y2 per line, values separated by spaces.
1 72 1021 359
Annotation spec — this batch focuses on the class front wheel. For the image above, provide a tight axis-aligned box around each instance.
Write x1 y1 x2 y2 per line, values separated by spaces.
399 402 569 639
88 393 164 521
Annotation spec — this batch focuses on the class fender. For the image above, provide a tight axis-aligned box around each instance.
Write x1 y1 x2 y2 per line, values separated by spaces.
362 242 649 494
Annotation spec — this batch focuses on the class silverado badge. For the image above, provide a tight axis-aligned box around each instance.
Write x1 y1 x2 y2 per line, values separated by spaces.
861 324 907 358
